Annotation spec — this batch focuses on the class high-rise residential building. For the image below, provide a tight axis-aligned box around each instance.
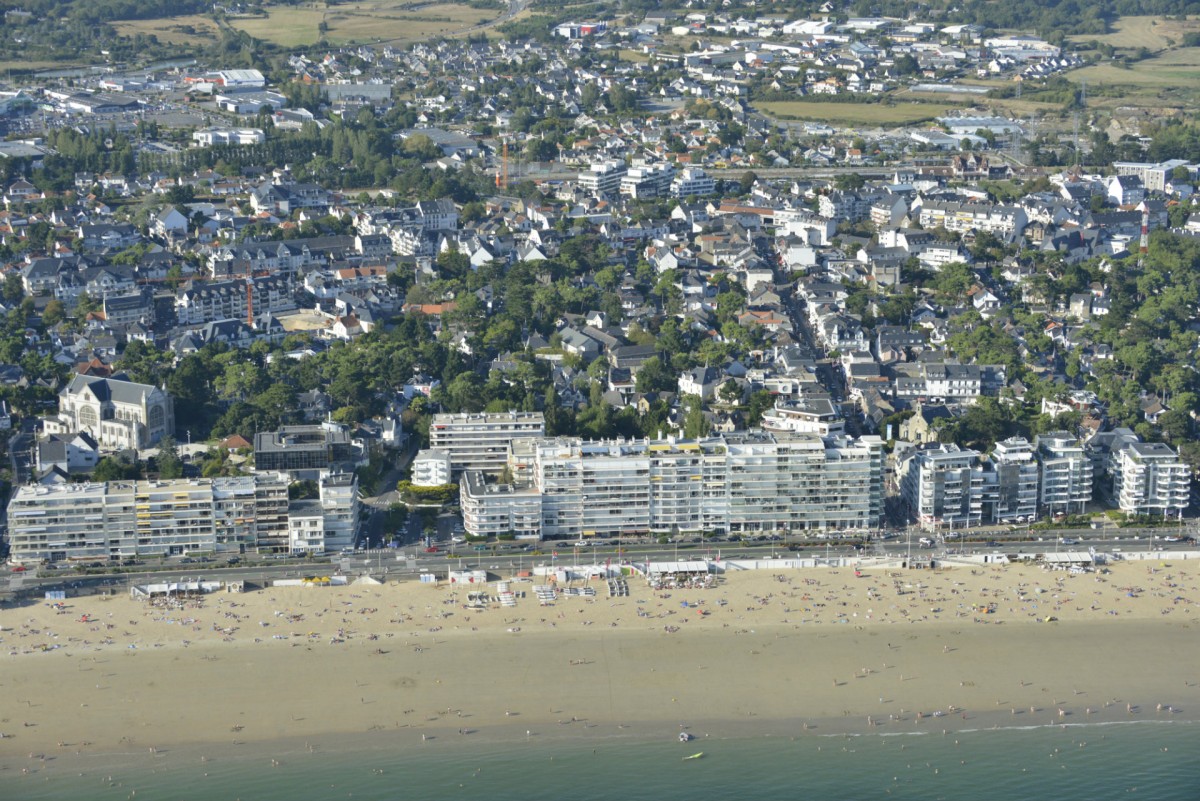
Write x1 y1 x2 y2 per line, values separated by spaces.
1035 431 1092 515
460 431 884 539
460 470 542 539
429 411 545 476
985 437 1040 524
1112 441 1190 517
577 161 626 195
6 472 357 563
899 443 984 529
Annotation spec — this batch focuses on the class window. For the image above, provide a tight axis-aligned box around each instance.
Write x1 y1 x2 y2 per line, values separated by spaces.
148 405 164 431
79 406 98 429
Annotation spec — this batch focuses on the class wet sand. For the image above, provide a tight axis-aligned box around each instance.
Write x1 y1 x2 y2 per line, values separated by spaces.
2 560 1199 758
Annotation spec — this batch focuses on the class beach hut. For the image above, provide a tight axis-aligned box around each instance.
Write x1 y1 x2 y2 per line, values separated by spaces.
448 569 488 585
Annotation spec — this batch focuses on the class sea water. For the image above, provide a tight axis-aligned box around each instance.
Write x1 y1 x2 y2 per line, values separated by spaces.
6 720 1198 800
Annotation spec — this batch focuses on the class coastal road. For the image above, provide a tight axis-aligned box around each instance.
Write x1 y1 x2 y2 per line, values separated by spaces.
9 530 1194 602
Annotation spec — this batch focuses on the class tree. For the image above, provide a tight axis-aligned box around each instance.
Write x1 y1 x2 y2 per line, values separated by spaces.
93 455 141 482
634 355 672 393
41 299 65 327
156 436 184 479
738 171 757 195
718 379 743 406
681 394 710 439
2 274 23 305
745 390 775 427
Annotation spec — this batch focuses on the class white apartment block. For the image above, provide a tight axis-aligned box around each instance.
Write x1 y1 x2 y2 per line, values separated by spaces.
1112 441 1190 517
316 471 360 552
460 431 884 540
192 128 265 147
899 444 984 530
759 397 845 436
1113 160 1194 193
670 167 716 198
429 411 546 476
986 437 1039 524
917 200 1026 236
578 160 626 195
175 275 295 326
776 209 837 246
460 470 544 539
411 448 453 487
1035 431 1092 515
5 473 310 563
620 163 674 199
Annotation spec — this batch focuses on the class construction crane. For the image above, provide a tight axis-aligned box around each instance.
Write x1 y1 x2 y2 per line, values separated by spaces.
495 138 509 191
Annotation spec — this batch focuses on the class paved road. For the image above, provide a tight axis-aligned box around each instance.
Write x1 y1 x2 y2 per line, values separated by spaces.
7 531 1194 601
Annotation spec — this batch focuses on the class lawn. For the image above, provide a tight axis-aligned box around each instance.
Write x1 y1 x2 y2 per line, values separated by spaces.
757 100 955 126
229 0 498 47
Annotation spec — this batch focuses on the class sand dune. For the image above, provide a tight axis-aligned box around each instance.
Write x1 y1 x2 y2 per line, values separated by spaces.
2 559 1199 757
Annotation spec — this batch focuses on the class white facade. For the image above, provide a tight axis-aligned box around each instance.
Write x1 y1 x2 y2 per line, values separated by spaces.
412 448 453 487
429 411 546 475
460 470 543 538
462 431 885 540
192 128 266 147
1112 442 1190 517
899 444 984 530
1036 432 1092 515
620 163 675 198
759 398 845 436
670 167 716 198
918 200 1026 236
578 161 626 195
5 473 312 563
986 437 1040 524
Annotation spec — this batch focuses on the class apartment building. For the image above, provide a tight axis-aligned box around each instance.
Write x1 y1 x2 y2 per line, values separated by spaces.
3 472 355 563
1112 441 1190 517
460 431 884 539
578 160 626 195
460 470 544 538
1035 431 1092 515
175 275 295 326
985 437 1039 524
899 443 984 530
411 448 453 487
917 200 1027 236
670 167 716 198
759 397 845 436
429 411 546 476
619 163 675 199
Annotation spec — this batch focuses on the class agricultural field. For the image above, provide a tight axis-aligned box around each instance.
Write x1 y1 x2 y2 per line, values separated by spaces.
1070 55 1200 89
228 1 498 47
1067 15 1200 51
112 15 221 46
757 100 955 126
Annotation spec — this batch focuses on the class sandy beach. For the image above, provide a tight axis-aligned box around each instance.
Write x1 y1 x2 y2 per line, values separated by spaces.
2 559 1199 761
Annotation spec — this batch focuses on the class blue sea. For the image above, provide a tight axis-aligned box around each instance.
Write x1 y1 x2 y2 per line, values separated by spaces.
6 720 1199 800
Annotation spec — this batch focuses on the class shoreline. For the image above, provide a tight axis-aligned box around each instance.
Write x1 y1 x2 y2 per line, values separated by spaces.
3 562 1199 760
